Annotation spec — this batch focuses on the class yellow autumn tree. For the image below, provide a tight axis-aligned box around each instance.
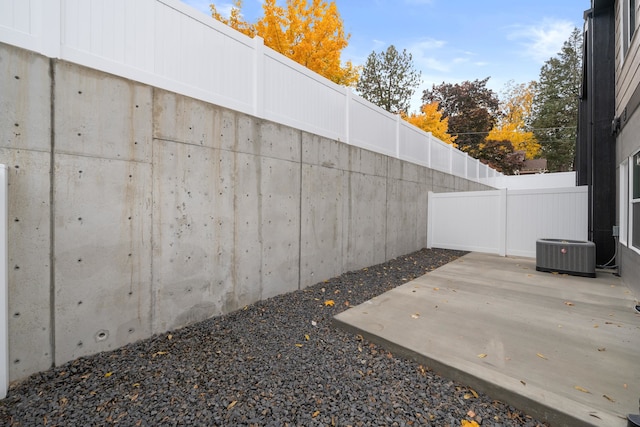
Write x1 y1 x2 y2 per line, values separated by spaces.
210 0 358 86
403 102 457 146
210 0 256 37
487 81 540 159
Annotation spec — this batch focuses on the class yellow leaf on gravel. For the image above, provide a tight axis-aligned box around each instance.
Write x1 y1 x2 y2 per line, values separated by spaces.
463 394 472 400
104 372 113 378
536 353 547 360
461 420 480 427
575 385 590 393
470 389 479 398
304 334 310 341
324 300 335 307
477 353 487 358
312 410 320 417
227 400 237 410
295 343 303 347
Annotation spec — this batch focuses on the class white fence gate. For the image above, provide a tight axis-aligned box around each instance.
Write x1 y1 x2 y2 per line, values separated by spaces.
427 187 589 257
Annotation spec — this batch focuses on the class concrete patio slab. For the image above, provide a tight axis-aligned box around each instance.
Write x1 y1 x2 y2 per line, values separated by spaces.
333 252 640 427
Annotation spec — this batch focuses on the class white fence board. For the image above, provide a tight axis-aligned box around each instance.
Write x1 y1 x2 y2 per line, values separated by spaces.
430 140 451 173
398 122 430 168
428 190 506 255
506 187 588 257
428 186 589 258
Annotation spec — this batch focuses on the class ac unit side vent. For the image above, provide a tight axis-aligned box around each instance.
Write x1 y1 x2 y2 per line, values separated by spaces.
535 239 596 278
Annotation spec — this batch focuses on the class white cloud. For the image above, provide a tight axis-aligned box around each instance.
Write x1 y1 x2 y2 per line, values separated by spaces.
508 18 575 63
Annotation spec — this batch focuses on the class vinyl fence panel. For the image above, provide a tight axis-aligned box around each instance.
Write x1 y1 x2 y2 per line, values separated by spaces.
428 190 507 255
0 0 503 184
428 186 589 258
506 187 588 257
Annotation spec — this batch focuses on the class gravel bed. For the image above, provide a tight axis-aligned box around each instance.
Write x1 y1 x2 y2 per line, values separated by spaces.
0 248 546 427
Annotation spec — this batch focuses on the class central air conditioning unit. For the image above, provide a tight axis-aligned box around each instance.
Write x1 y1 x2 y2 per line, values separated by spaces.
535 239 596 278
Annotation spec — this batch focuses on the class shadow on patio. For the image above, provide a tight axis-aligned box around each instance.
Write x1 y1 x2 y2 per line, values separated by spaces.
334 252 639 427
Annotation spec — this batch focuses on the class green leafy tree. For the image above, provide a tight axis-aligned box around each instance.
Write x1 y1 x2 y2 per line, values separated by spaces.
530 28 582 172
356 45 421 114
422 78 499 157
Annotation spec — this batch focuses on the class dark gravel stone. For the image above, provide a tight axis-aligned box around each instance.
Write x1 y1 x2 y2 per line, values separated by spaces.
0 248 548 426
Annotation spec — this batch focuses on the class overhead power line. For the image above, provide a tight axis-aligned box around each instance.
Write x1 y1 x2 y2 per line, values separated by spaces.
450 126 576 136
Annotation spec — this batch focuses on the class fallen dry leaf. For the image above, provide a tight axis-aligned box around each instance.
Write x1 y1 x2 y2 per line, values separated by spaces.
411 313 420 319
597 347 606 352
467 410 476 417
603 394 615 402
294 343 303 348
104 372 113 378
324 300 335 307
520 380 526 386
433 287 440 291
536 353 547 360
477 353 487 358
564 301 574 306
227 400 237 410
304 334 310 341
470 389 479 398
574 385 590 393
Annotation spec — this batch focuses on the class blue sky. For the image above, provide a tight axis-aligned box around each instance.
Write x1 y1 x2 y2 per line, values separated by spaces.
180 0 589 111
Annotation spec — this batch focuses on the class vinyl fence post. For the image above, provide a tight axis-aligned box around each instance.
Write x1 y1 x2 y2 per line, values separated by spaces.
344 88 351 145
38 0 62 58
499 188 507 256
252 36 265 119
427 191 433 249
395 114 401 159
0 164 8 399
426 132 432 169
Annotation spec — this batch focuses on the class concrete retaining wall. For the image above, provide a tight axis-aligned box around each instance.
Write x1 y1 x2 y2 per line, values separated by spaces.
0 42 491 382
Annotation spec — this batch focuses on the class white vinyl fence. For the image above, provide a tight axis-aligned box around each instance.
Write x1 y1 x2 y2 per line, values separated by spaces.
0 0 501 185
0 165 7 399
427 187 589 257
